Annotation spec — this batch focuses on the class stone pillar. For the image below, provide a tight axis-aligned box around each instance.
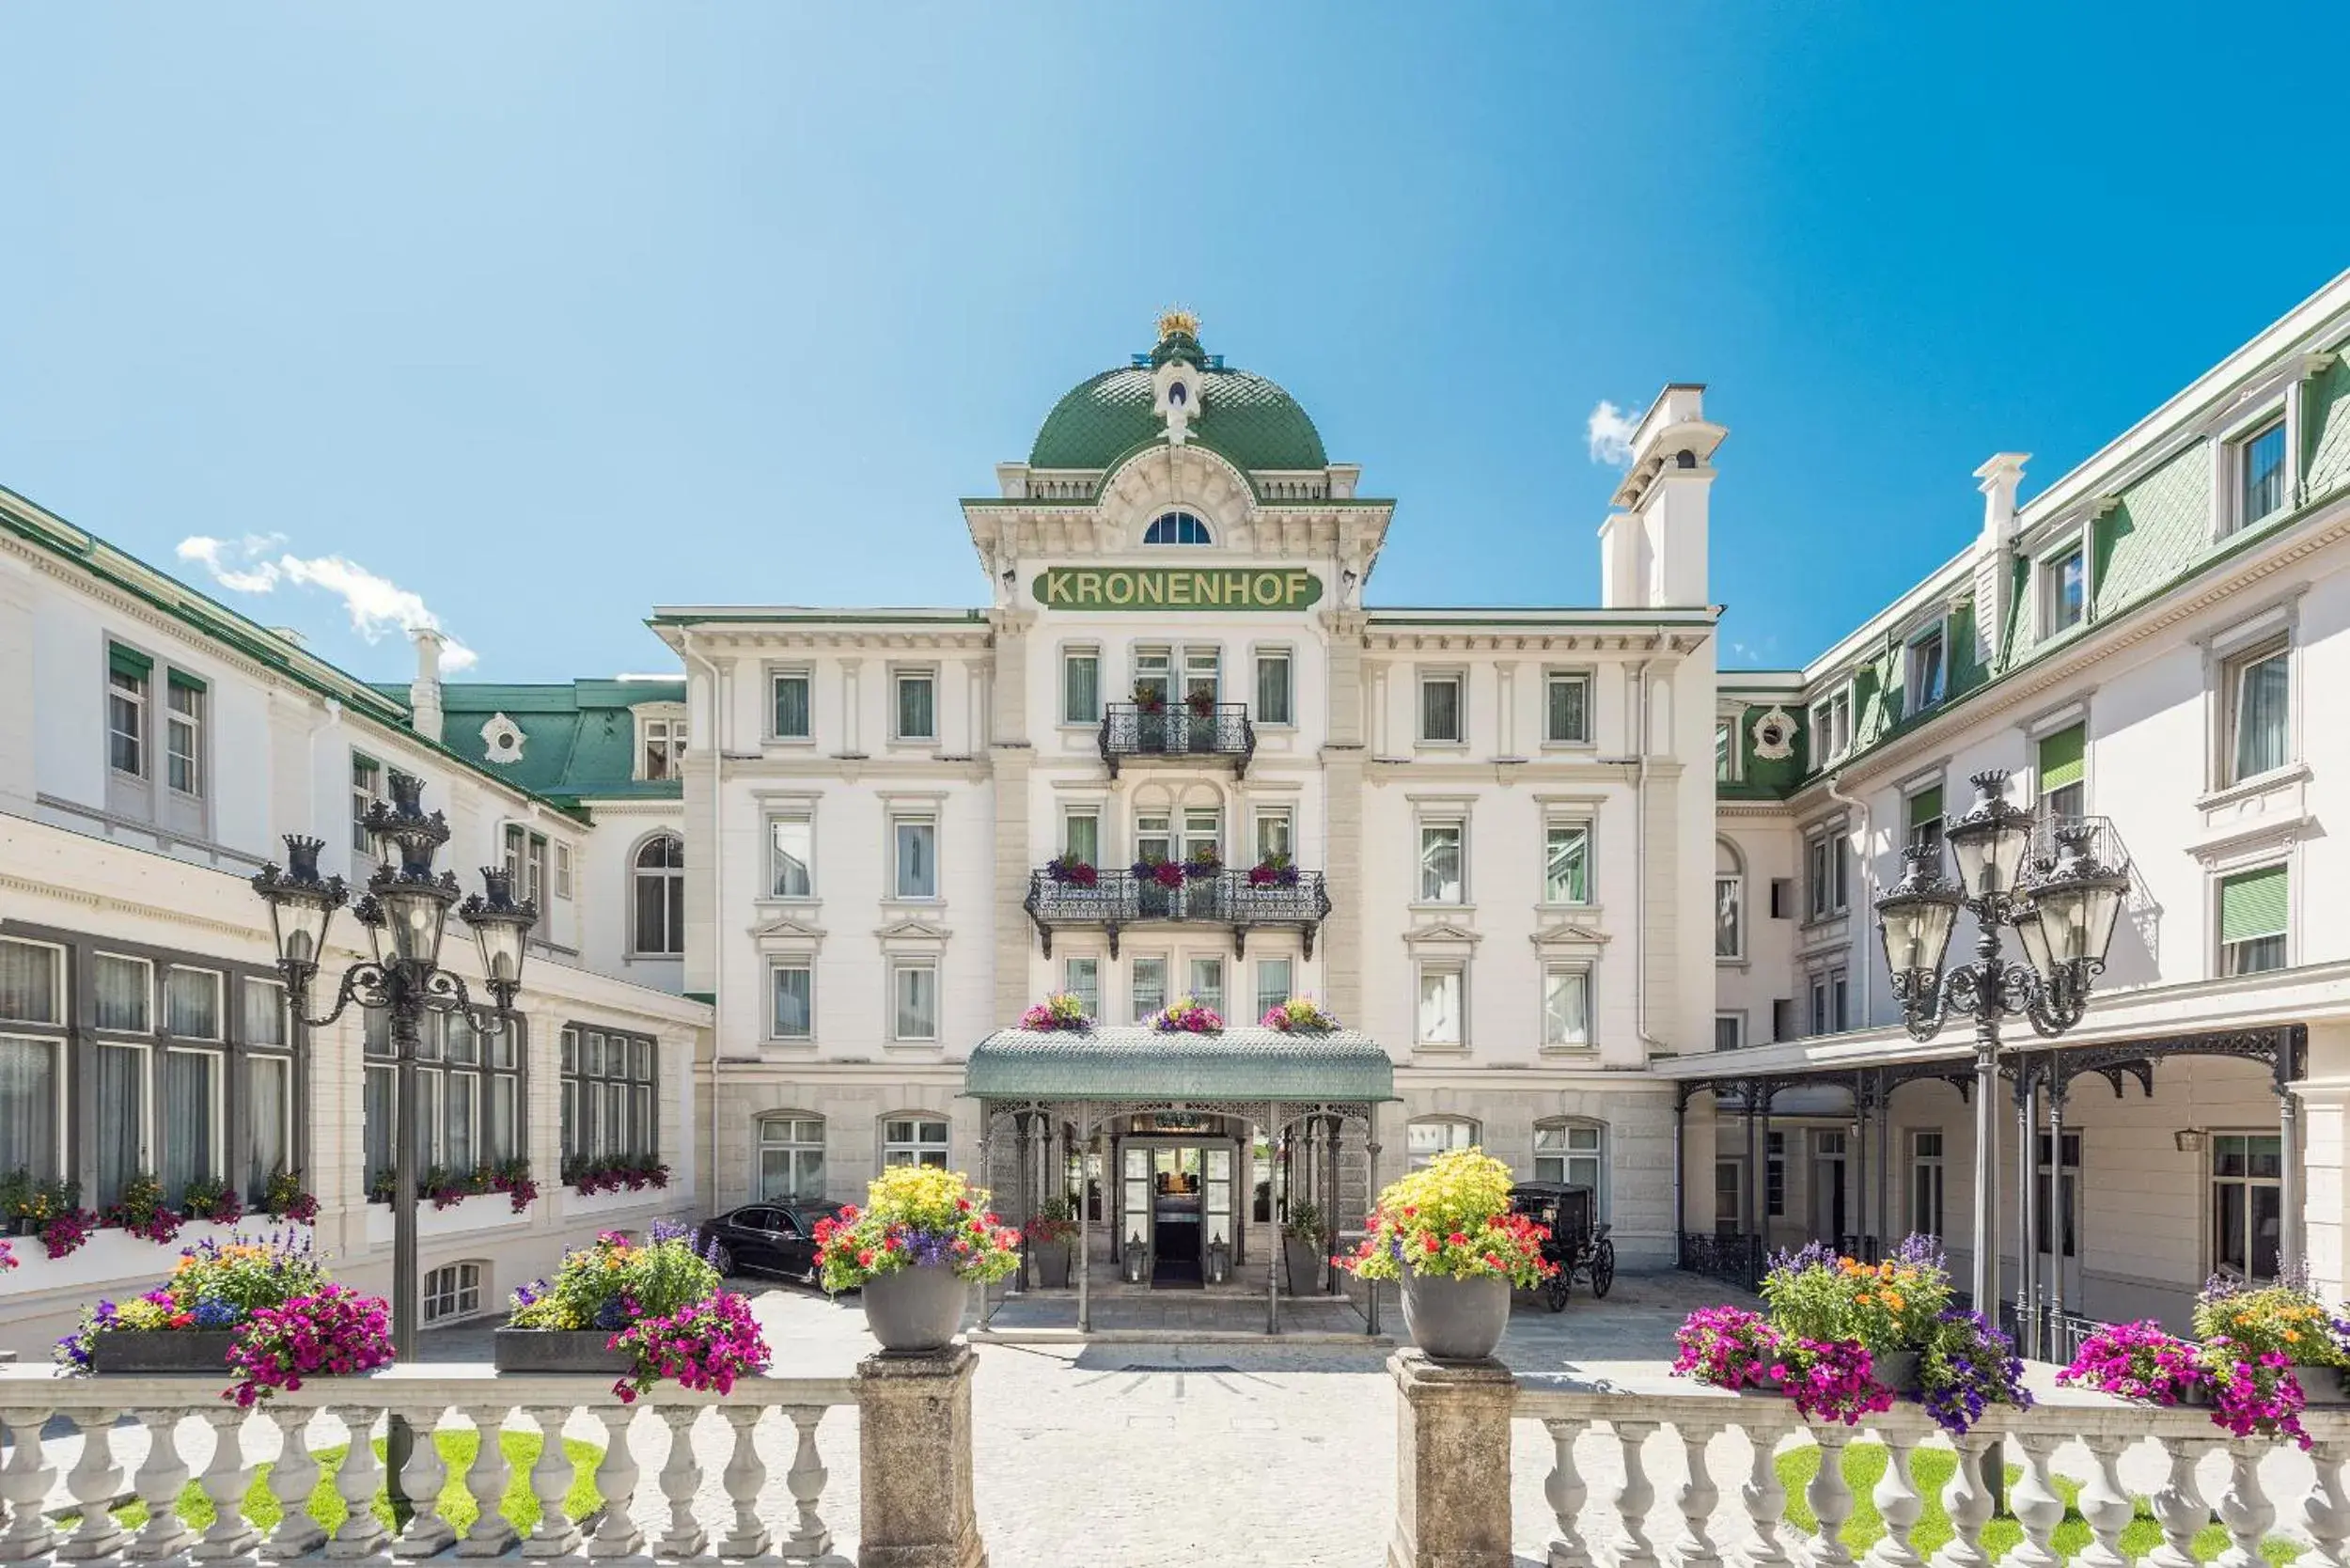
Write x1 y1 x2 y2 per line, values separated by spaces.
1387 1351 1515 1568
857 1344 987 1568
1322 607 1370 1022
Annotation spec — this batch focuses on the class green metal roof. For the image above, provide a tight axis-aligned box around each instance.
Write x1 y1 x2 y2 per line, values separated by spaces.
964 1026 1394 1103
412 678 686 803
1029 365 1327 473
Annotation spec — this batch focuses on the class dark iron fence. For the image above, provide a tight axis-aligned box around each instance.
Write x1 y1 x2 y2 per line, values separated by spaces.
1024 868 1331 957
1100 702 1256 776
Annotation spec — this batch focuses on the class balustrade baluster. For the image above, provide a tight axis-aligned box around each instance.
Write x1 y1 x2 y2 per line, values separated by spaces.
1926 1431 1994 1568
717 1406 771 1559
267 1406 328 1558
2005 1431 2066 1568
189 1406 257 1560
1739 1418 1792 1568
126 1407 194 1560
586 1406 642 1558
781 1405 832 1560
2302 1437 2350 1568
55 1405 126 1560
456 1406 516 1557
1540 1417 1591 1568
0 1406 56 1563
2074 1434 2133 1568
1672 1419 1724 1568
519 1407 580 1559
326 1404 391 1559
1862 1423 1924 1568
1610 1419 1660 1568
1805 1430 1856 1568
655 1407 705 1558
2143 1435 2210 1568
2215 1440 2278 1568
393 1405 455 1557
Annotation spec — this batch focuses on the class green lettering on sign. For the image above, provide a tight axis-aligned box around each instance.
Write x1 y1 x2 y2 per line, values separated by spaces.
1030 567 1324 612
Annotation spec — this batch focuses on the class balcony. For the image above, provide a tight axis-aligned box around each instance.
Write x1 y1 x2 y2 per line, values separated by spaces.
1097 702 1256 778
1023 867 1331 958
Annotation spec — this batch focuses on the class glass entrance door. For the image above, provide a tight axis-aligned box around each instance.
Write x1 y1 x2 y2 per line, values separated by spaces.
1152 1146 1203 1286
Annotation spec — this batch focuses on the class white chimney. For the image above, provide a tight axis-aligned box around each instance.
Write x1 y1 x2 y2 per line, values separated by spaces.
1971 453 2029 664
410 628 446 744
1605 384 1725 608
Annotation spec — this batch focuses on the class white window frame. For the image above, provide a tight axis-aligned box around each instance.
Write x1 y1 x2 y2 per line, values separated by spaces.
767 811 817 900
1715 870 1744 961
1909 1129 1946 1240
164 964 226 1042
350 753 385 859
1061 645 1102 728
1714 1012 1745 1052
1715 716 1742 784
1804 829 1849 922
1253 956 1293 1019
0 937 68 1028
2215 861 2291 978
757 1115 826 1202
1418 669 1466 746
768 666 815 743
890 813 939 901
1542 669 1592 746
890 959 940 1043
1062 953 1102 1020
1414 960 1466 1049
93 951 155 1034
2218 635 2293 789
1406 1116 1479 1171
2207 1130 2283 1285
635 710 687 782
554 841 573 901
1417 814 1467 905
1542 818 1591 907
1808 687 1852 764
2227 412 2292 536
1129 952 1169 1024
422 1262 485 1325
630 833 685 958
1251 807 1292 866
1252 645 1294 729
164 677 205 799
1540 964 1591 1051
882 1115 950 1168
107 661 149 780
1905 622 1948 713
768 959 816 1042
1061 807 1103 868
1532 1119 1606 1204
891 666 939 743
2038 534 2090 640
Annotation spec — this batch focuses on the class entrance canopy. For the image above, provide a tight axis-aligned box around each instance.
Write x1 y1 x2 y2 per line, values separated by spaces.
964 1025 1395 1104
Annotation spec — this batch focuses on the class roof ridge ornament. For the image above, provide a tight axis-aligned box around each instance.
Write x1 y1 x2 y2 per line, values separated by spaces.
1151 307 1207 446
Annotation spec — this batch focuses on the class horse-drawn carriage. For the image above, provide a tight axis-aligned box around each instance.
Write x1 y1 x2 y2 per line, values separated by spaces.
1509 1182 1614 1310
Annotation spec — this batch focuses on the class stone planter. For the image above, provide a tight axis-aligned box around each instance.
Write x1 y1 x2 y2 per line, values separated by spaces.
862 1264 967 1354
492 1328 634 1374
2298 1365 2350 1406
1872 1349 1923 1395
1028 1240 1071 1289
1282 1234 1324 1296
1400 1271 1511 1362
90 1330 241 1374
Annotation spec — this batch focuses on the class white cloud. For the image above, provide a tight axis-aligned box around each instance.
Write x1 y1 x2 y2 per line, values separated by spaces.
1586 400 1639 466
176 535 478 672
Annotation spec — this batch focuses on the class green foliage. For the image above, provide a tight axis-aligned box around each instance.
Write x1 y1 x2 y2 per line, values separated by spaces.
2194 1283 2345 1369
1282 1200 1325 1243
509 1231 718 1332
1761 1253 1950 1353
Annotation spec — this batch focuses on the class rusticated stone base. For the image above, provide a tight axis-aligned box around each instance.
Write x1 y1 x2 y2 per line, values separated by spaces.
1387 1349 1514 1568
857 1341 987 1568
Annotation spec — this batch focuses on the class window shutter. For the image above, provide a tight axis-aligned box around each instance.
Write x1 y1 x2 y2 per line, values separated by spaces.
1907 786 1943 831
166 668 208 695
109 642 154 681
2218 866 2288 945
2038 724 2086 794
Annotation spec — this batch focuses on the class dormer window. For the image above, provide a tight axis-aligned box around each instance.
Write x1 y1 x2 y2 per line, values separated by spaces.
636 712 686 781
1809 687 1852 765
2236 418 2288 529
1906 627 1947 713
1143 510 1214 546
2040 541 2088 638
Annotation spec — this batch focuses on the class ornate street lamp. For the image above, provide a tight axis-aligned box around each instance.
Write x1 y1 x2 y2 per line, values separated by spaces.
1875 770 2126 1317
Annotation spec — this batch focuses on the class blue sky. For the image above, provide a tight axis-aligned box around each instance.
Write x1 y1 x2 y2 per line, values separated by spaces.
4 5 2346 682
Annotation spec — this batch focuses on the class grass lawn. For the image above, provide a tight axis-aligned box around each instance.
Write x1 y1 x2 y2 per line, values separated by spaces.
63 1431 603 1537
1776 1443 2297 1566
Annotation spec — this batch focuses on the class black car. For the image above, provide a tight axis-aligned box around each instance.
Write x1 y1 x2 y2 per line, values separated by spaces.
693 1201 844 1283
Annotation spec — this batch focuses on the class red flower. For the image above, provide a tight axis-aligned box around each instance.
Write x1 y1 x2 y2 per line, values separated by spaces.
1423 1236 1439 1253
956 1199 972 1213
1446 1232 1468 1247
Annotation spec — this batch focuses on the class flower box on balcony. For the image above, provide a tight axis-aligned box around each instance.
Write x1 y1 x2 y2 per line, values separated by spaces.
492 1327 634 1374
89 1329 241 1374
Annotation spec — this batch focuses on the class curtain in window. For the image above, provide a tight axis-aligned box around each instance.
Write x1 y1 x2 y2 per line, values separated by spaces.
1420 827 1463 902
489 1074 518 1162
0 1037 59 1179
96 1043 145 1207
773 675 810 738
773 967 812 1036
897 678 934 738
413 1070 442 1169
247 1055 290 1198
1543 971 1589 1045
895 822 936 898
243 978 287 1047
2234 653 2290 780
446 1074 477 1172
1064 655 1100 724
1255 959 1292 1017
1421 681 1460 741
1256 655 1290 725
1715 877 1742 957
93 955 149 1032
164 969 220 1039
1547 678 1587 742
0 943 59 1024
894 966 935 1040
160 1051 216 1199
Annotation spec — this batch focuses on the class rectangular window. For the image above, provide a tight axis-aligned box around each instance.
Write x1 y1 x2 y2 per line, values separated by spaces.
1809 970 1850 1035
107 644 151 776
1418 673 1465 744
423 1262 483 1325
0 1036 62 1180
96 1042 147 1207
2033 1131 2081 1261
892 962 939 1042
1062 809 1101 868
1130 955 1167 1022
445 1070 478 1173
1252 808 1292 865
1542 967 1590 1049
2044 543 2087 635
164 966 222 1040
769 815 814 898
2239 419 2287 527
1769 878 1792 920
1543 823 1590 905
2037 724 2087 821
0 939 63 1026
1062 649 1101 725
1714 1013 1743 1052
1544 672 1590 744
1255 650 1292 726
893 816 938 899
2225 640 2290 785
1254 957 1292 1018
760 1117 826 1201
1809 689 1852 763
1417 964 1464 1046
883 1118 949 1168
772 670 812 740
560 1026 655 1161
555 841 573 900
351 755 384 856
1909 1131 1945 1240
640 715 686 780
1906 785 1944 856
242 977 286 1048
1715 720 1740 784
771 963 814 1039
487 1070 519 1164
1765 1131 1785 1217
165 675 206 796
1534 1122 1603 1190
93 953 152 1033
1715 874 1742 958
2218 864 2289 976
160 1048 220 1198
1063 956 1101 1020
2211 1133 2283 1283
1186 956 1224 1015
366 1062 395 1184
1418 822 1465 903
1407 1118 1477 1171
1771 998 1794 1043
894 671 936 741
1805 834 1849 920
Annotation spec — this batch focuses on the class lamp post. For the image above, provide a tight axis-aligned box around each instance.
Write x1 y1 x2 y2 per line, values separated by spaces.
1874 769 2127 1323
250 775 534 1509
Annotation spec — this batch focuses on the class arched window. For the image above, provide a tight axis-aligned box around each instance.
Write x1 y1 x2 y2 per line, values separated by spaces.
1534 1119 1607 1214
1406 1116 1479 1170
759 1115 825 1201
883 1115 949 1168
633 835 684 957
1143 510 1214 546
1716 839 1745 961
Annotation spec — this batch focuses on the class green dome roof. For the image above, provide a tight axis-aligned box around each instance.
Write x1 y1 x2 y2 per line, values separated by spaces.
1028 359 1328 473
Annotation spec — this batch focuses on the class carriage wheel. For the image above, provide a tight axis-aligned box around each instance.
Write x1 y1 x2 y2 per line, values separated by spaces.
1543 1269 1571 1312
1589 1239 1616 1299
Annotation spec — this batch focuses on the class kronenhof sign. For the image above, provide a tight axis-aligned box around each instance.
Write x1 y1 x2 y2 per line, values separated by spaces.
1032 566 1324 611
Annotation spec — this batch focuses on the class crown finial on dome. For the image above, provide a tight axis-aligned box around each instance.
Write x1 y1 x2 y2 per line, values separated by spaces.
1156 306 1200 342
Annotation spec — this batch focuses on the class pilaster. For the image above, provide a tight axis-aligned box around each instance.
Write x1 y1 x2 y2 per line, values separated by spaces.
857 1343 988 1568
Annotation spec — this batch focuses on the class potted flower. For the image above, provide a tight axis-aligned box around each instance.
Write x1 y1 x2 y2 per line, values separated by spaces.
261 1167 321 1225
1184 687 1216 719
1019 993 1092 1033
1152 997 1224 1034
1131 682 1166 715
1920 1308 2031 1435
1024 1197 1078 1288
224 1284 396 1407
1337 1147 1555 1361
489 1158 540 1215
6 1173 80 1238
180 1173 243 1226
1182 843 1222 878
0 1239 16 1271
1281 1200 1326 1296
1759 1236 1950 1395
57 1232 333 1374
2058 1320 2208 1405
1673 1306 1787 1390
814 1166 1020 1352
1045 853 1098 888
500 1221 762 1392
1261 997 1340 1033
1133 854 1183 915
105 1173 183 1246
1247 853 1301 888
39 1206 94 1260
2195 1273 2350 1405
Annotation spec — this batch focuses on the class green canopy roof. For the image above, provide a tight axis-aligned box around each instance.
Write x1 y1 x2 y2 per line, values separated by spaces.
965 1026 1393 1103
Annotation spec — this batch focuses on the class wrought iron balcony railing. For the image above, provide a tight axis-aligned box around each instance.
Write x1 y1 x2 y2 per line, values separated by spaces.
1023 867 1331 959
2024 812 2133 879
1098 702 1256 777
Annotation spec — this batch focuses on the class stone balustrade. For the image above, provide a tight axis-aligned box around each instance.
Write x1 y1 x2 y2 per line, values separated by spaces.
0 1347 984 1567
1393 1352 2350 1568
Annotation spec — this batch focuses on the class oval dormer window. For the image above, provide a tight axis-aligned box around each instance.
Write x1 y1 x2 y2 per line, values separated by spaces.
1143 510 1214 546
1167 382 1187 406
